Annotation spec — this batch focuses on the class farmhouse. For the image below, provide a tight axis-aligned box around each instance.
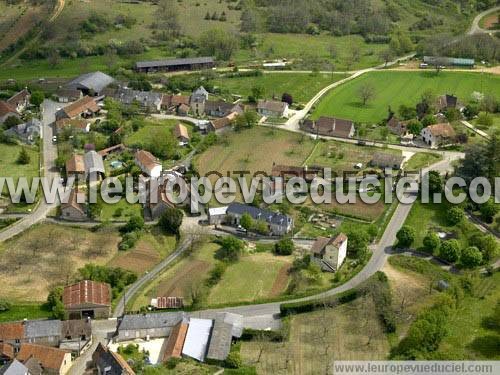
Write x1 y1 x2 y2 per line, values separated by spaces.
134 150 162 178
92 343 135 375
207 114 233 132
60 188 87 222
162 95 191 113
257 100 289 118
4 118 42 144
226 202 293 236
62 280 111 319
7 88 30 112
55 118 91 134
386 116 409 137
173 123 190 145
115 312 186 342
109 87 163 112
302 116 355 138
65 71 115 96
134 56 215 73
146 172 189 220
370 153 405 170
65 154 85 178
0 319 91 358
421 123 456 148
17 343 72 375
56 96 100 120
55 88 83 103
0 101 20 125
207 206 228 226
310 234 348 272
436 94 463 113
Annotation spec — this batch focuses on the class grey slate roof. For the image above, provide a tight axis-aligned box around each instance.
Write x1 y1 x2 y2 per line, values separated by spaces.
84 150 105 174
66 72 115 94
0 359 29 375
118 312 185 331
135 57 214 69
215 312 243 338
24 320 61 339
227 202 292 227
113 87 163 108
206 320 233 361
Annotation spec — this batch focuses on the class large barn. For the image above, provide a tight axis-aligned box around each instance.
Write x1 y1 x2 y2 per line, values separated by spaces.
134 57 215 73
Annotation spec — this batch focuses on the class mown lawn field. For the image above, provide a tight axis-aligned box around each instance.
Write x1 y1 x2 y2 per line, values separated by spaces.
312 71 500 123
0 144 39 182
405 152 443 170
212 72 348 104
195 127 315 177
403 200 472 250
207 253 292 306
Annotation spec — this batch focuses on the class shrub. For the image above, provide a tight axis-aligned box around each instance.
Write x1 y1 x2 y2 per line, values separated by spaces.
215 236 245 262
0 299 12 312
224 351 242 369
206 262 226 287
439 240 461 263
274 238 294 255
159 207 183 235
460 246 483 268
447 206 464 225
423 232 441 254
17 148 31 165
396 226 416 248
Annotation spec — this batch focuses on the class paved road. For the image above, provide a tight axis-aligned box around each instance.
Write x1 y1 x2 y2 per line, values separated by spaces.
113 239 192 317
461 120 490 139
0 100 60 242
468 5 500 35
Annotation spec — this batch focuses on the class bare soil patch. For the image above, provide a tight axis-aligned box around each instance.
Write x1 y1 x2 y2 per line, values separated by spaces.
110 241 161 275
269 263 292 297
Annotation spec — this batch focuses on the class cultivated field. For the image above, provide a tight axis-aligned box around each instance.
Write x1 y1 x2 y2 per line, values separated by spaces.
0 2 48 53
212 72 347 104
195 127 315 177
313 71 500 123
130 242 219 309
0 224 120 302
109 231 177 275
241 296 390 374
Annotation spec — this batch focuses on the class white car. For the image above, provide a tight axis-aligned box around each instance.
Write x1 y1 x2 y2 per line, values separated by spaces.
52 136 57 143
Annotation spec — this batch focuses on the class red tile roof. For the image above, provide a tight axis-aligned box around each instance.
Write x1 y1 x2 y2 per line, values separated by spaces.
63 280 111 308
0 343 15 359
174 123 189 140
0 100 19 117
426 123 456 138
65 154 85 174
135 150 161 171
62 96 99 118
0 322 24 341
163 321 188 361
17 343 70 372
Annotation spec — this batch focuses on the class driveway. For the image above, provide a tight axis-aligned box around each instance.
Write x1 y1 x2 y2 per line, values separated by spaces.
0 100 60 242
468 6 500 35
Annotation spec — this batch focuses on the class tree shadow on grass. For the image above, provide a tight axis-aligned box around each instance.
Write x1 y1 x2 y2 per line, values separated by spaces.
467 335 500 358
